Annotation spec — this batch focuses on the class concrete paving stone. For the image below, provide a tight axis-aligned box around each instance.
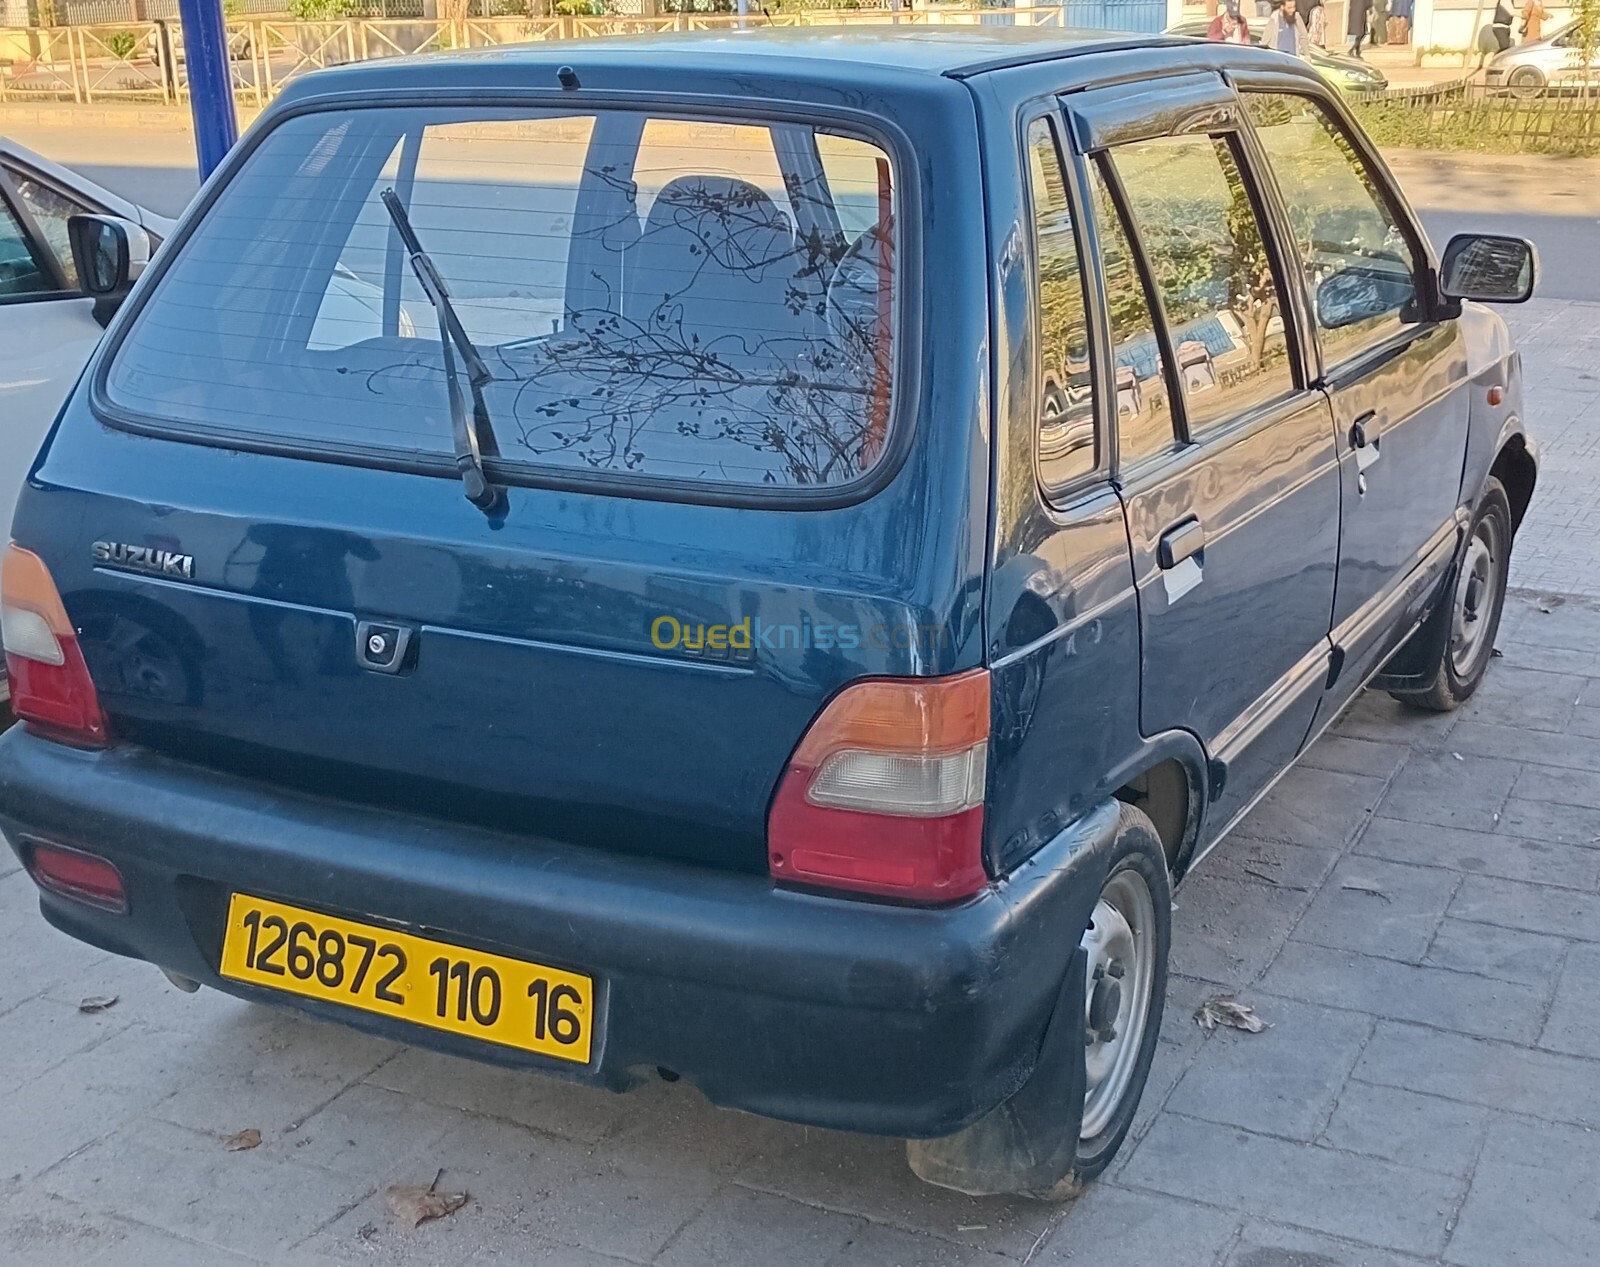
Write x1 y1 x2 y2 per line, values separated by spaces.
1566 704 1600 739
1227 767 1389 851
0 1188 132 1267
464 1242 640 1267
1449 721 1600 776
1493 796 1600 847
1329 691 1460 746
1165 999 1371 1142
1513 763 1600 813
1355 1021 1600 1126
1538 943 1600 1059
1456 666 1585 732
294 1111 623 1266
1118 1114 1461 1258
0 995 131 1097
1259 943 1547 1043
80 1221 262 1267
1422 919 1568 987
1375 751 1520 834
1225 1219 1436 1267
1296 735 1411 780
1120 1028 1210 1171
366 1047 641 1147
1503 597 1600 654
269 1082 466 1183
1450 872 1600 943
1320 1082 1488 1179
654 1185 860 1267
0 870 111 1015
1171 876 1313 989
1203 838 1339 895
734 1126 1059 1260
42 1116 373 1259
1292 855 1459 962
1489 639 1600 679
0 1021 200 1181
1444 1116 1600 1267
581 1074 799 1180
820 1221 1020 1267
1354 815 1600 891
1032 1185 1238 1266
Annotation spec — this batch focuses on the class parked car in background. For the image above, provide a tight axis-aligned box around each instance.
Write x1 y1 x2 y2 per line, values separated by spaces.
0 140 175 705
1166 18 1391 91
0 27 1536 1198
1485 21 1600 97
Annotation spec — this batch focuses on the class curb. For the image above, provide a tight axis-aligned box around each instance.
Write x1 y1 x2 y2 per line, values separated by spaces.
0 101 263 129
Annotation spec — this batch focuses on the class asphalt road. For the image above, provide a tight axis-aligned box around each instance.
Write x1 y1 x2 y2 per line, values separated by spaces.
5 123 1600 299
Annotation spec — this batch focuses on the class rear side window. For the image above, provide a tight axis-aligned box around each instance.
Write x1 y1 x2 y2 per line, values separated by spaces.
1025 117 1097 497
105 107 900 493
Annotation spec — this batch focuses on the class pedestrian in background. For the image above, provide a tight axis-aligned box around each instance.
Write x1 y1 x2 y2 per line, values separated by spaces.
1520 0 1549 42
1370 0 1389 45
1305 0 1328 47
1477 0 1514 64
1266 0 1310 54
1347 0 1371 56
1388 0 1412 44
1208 2 1253 43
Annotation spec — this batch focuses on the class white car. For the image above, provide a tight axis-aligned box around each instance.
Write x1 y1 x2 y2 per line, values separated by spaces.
0 139 407 703
0 141 177 705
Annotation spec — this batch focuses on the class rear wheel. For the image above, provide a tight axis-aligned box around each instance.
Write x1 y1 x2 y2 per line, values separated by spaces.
1390 478 1512 712
906 804 1170 1199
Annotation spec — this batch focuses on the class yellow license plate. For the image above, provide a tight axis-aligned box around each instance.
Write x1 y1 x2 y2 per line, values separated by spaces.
219 894 594 1063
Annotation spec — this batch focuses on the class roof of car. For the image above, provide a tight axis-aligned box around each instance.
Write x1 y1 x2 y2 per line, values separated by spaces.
295 25 1187 87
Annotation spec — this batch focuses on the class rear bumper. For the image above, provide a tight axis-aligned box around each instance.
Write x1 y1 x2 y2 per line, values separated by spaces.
0 728 1115 1137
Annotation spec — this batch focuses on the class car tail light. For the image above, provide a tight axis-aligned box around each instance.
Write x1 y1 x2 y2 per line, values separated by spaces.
26 841 128 914
768 670 991 902
2 543 110 748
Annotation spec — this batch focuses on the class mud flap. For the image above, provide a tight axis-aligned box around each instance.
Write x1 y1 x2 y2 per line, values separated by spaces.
906 946 1087 1198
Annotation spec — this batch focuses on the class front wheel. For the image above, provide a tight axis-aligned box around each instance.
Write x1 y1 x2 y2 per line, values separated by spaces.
1390 478 1512 712
1507 65 1546 99
906 803 1170 1199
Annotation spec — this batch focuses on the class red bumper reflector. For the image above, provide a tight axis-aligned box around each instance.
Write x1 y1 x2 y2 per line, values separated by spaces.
27 842 128 914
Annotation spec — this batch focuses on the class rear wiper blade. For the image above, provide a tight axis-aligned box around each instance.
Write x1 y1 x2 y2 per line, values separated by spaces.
380 187 503 515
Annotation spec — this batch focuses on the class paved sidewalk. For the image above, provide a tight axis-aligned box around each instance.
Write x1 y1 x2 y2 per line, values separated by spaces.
2 324 1598 1267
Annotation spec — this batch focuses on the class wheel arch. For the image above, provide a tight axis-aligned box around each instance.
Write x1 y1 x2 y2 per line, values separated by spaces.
1490 433 1537 532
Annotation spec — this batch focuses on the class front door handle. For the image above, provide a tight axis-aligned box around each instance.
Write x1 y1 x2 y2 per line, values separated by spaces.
1351 410 1381 471
1158 518 1205 570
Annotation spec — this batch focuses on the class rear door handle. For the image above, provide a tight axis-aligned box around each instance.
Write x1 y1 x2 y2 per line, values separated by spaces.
1158 518 1205 570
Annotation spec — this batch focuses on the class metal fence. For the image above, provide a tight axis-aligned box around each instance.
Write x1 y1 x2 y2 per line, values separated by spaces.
0 5 1095 103
1349 75 1600 155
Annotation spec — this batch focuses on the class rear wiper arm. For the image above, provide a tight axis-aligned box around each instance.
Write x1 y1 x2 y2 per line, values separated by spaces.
380 187 503 515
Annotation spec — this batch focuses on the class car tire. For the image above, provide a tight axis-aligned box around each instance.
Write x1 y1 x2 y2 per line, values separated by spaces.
1507 65 1546 99
906 803 1170 1200
1390 478 1512 713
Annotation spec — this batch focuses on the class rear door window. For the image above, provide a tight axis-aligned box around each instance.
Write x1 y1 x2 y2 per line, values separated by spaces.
104 107 900 494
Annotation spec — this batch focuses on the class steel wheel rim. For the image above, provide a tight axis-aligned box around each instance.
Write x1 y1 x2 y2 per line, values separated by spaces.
1450 517 1501 678
1079 868 1156 1140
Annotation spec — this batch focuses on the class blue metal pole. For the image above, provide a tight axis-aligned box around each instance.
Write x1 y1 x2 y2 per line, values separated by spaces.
175 0 239 179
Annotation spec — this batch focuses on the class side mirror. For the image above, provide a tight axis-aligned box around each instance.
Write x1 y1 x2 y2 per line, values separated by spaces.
67 214 152 326
1439 233 1536 304
1315 263 1416 330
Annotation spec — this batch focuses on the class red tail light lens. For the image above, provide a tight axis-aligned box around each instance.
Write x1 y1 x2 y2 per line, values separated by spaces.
768 670 991 902
27 841 128 914
2 543 110 749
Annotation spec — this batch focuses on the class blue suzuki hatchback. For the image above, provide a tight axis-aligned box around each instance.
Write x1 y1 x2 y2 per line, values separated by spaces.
0 27 1537 1196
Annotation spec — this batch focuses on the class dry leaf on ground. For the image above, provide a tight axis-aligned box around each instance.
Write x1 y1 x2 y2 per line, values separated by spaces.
387 1170 469 1228
77 995 118 1013
1194 995 1269 1034
223 1128 262 1152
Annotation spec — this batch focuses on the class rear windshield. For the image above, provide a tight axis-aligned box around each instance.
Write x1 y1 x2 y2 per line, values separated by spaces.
104 106 900 493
